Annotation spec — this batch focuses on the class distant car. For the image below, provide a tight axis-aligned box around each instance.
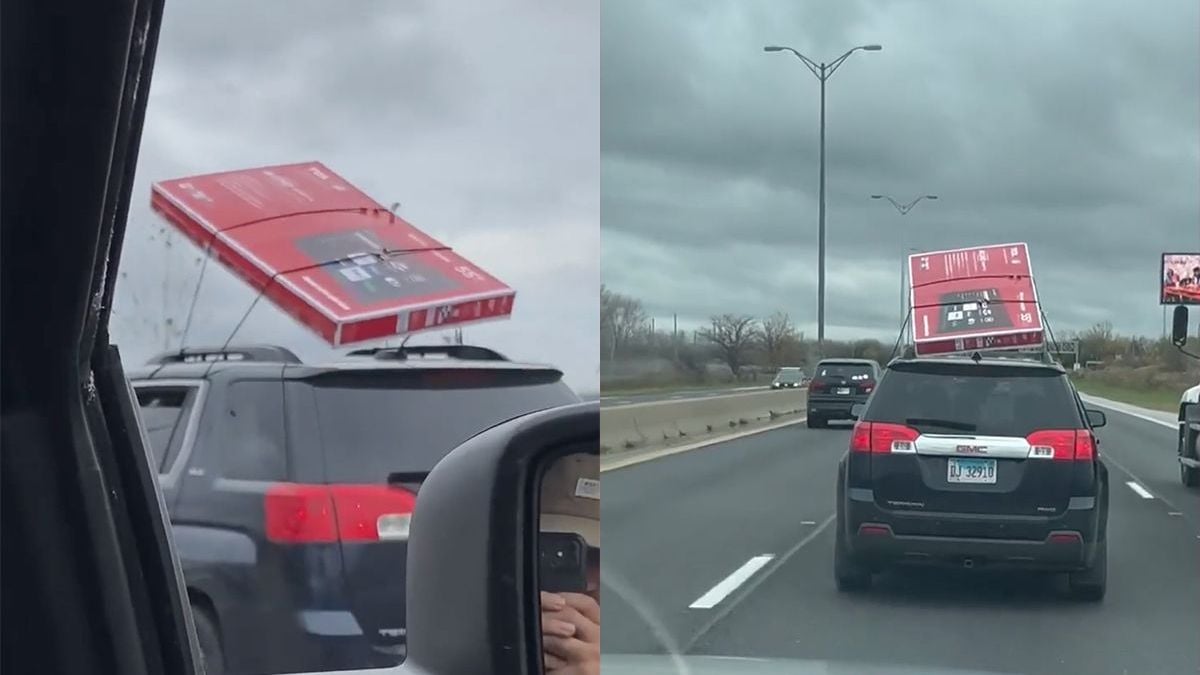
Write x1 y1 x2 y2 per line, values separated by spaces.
1178 382 1200 486
806 358 881 428
834 354 1109 601
771 367 807 389
130 343 580 674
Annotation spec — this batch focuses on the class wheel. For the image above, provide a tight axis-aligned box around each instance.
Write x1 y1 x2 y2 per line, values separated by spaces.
191 604 225 675
1180 429 1199 487
834 521 872 592
807 415 826 429
1067 538 1106 602
1182 462 1199 487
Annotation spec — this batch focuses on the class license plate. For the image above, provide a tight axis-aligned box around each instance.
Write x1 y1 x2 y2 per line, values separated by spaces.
836 387 851 395
947 458 997 484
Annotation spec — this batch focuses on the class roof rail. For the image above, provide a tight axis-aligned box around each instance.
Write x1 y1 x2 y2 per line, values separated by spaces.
147 345 303 365
345 344 509 362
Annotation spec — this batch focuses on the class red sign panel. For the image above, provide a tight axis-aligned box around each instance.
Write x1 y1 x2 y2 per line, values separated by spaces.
151 162 515 347
1161 252 1200 305
908 242 1044 356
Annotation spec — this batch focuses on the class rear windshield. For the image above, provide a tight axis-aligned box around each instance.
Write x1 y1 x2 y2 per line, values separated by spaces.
775 370 803 382
309 369 576 482
865 365 1081 436
814 362 874 381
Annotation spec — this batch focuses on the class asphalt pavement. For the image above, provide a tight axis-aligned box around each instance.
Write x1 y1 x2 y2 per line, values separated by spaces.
600 385 771 407
600 404 1200 675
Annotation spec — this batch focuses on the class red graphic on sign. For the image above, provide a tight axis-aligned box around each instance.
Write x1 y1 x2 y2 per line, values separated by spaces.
151 161 515 347
907 242 1044 356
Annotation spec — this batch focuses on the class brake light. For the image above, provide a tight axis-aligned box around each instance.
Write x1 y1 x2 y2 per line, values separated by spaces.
810 380 827 393
850 421 919 454
265 484 416 544
1026 430 1095 461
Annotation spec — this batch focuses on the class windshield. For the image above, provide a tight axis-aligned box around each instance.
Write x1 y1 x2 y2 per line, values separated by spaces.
598 0 1200 673
815 363 873 381
775 370 802 382
309 371 575 480
866 366 1082 436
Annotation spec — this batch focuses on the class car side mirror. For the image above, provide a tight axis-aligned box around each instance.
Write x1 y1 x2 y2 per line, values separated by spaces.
399 401 599 675
1173 306 1190 347
851 403 866 419
1085 409 1107 429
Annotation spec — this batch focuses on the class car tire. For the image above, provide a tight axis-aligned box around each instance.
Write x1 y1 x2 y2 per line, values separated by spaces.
1182 462 1199 487
834 524 872 592
191 605 225 675
1067 538 1106 602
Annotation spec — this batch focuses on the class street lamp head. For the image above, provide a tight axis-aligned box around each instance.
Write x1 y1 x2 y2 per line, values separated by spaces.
861 44 883 51
763 45 785 52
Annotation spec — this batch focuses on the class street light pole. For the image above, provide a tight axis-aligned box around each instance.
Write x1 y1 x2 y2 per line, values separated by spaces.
870 194 938 321
765 43 881 357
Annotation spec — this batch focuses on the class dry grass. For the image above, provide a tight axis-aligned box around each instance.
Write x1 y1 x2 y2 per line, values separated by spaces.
1070 366 1193 413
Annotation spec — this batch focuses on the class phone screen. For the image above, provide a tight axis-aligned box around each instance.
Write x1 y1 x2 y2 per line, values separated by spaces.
539 532 588 593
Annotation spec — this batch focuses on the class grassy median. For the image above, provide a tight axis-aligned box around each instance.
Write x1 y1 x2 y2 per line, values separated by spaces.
1070 367 1191 414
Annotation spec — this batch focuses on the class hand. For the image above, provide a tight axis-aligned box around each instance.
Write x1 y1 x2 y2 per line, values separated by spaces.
540 591 599 674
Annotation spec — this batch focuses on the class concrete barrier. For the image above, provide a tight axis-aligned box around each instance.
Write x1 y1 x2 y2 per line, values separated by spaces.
600 389 807 451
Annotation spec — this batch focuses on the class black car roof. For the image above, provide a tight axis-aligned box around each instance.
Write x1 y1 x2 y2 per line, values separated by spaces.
886 355 1067 374
126 344 563 383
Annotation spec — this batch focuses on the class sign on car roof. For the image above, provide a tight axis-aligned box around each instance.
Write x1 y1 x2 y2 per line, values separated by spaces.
151 162 515 347
908 242 1044 356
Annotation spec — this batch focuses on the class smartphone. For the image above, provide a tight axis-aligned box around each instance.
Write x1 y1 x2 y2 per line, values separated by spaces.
538 532 588 594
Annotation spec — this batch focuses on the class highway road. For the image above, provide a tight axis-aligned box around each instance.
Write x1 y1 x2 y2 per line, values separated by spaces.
600 404 1200 675
600 385 771 407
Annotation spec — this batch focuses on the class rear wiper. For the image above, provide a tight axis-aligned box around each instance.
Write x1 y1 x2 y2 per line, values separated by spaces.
904 417 977 432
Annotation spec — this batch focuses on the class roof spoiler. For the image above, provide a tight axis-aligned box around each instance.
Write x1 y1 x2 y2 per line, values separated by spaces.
346 344 509 362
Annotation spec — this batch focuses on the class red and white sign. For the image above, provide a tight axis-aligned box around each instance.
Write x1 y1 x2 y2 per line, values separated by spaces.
908 242 1044 356
151 161 515 347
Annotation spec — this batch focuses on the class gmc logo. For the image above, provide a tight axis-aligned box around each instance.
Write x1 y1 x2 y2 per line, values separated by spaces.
956 445 987 455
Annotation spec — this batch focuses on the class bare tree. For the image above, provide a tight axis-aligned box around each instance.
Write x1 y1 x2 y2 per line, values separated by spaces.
761 311 798 369
600 285 648 361
699 314 761 379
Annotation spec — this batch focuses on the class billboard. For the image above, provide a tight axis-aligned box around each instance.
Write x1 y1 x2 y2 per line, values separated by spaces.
908 242 1044 356
1161 253 1200 305
151 162 515 347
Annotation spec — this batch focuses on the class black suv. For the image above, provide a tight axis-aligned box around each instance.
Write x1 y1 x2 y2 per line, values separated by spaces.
834 354 1110 601
130 343 580 674
807 358 881 428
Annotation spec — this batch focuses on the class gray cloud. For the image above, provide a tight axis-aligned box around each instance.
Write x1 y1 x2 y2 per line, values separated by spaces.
601 0 1200 341
113 0 599 392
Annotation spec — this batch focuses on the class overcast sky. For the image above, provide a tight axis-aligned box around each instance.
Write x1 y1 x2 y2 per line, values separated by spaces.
112 0 599 392
602 0 1200 342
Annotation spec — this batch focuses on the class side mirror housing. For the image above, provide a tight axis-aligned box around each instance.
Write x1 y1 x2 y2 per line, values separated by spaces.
401 402 599 675
1085 409 1107 429
850 403 866 419
1173 306 1190 347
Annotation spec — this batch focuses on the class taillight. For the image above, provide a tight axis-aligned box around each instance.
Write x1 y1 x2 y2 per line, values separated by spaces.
850 421 919 454
1026 430 1095 461
861 379 875 393
265 483 416 544
810 380 827 393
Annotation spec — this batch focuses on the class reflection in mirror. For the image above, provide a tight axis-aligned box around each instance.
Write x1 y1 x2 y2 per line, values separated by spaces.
538 451 600 674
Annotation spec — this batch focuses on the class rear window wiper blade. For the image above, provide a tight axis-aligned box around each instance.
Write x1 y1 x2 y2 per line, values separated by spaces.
903 417 977 432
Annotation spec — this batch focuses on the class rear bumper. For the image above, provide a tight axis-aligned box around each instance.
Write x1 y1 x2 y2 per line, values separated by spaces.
808 395 868 419
843 489 1103 571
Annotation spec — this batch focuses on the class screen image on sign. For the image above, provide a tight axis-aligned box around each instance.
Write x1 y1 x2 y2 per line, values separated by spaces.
908 242 1044 356
1161 253 1200 306
150 162 516 347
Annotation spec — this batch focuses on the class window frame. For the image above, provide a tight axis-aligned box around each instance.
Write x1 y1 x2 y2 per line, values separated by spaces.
131 379 208 489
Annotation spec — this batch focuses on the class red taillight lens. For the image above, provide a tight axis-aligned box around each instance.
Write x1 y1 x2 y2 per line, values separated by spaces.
265 484 416 544
1026 430 1095 461
850 421 919 454
810 380 827 393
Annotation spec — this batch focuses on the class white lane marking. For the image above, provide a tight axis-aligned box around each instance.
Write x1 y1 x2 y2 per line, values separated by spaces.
1078 394 1175 430
1126 481 1154 499
801 520 817 525
689 555 775 609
